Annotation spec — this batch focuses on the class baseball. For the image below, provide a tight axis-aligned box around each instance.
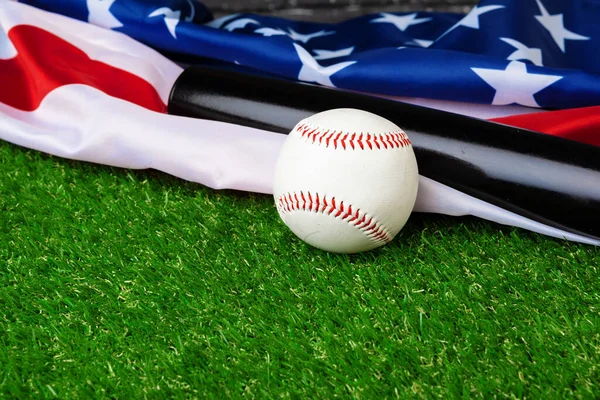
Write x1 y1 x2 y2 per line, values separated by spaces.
273 108 419 253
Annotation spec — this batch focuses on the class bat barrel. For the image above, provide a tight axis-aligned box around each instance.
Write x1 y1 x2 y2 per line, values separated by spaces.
168 65 600 241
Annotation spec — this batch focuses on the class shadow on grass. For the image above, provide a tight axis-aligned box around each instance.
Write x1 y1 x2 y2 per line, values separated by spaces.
3 141 592 255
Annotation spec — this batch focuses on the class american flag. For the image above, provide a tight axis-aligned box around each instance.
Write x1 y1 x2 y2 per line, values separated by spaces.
17 0 600 110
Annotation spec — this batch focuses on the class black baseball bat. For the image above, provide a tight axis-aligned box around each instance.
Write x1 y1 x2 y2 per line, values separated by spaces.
167 65 600 241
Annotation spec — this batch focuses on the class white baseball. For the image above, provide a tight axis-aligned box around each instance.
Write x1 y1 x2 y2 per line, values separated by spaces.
273 108 419 253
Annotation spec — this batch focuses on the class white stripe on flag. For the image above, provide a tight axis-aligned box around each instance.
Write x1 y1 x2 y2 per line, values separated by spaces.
2 1 182 103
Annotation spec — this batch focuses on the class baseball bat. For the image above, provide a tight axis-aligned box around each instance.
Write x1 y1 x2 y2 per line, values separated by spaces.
167 65 600 241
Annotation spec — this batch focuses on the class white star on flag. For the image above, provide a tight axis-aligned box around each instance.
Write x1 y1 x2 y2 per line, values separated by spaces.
534 0 589 52
148 8 181 38
87 0 122 29
313 47 355 60
471 60 562 107
370 13 432 32
288 29 335 44
437 5 505 41
254 28 335 43
410 39 434 48
146 0 194 39
223 18 261 32
205 14 240 29
295 44 355 87
254 27 288 37
500 37 543 66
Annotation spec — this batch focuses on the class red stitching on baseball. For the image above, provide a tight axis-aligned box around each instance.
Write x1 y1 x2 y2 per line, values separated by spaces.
297 123 411 150
276 190 392 244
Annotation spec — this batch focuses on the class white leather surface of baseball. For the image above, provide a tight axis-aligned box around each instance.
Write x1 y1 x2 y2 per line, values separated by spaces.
273 108 419 253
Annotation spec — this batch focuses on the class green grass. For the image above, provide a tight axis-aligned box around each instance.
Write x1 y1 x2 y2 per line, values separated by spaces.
1 140 599 399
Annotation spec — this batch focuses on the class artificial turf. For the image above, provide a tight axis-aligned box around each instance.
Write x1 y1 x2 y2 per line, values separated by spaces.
1 140 599 399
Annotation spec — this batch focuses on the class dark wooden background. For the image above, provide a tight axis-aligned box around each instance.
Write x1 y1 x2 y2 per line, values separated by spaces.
202 0 478 22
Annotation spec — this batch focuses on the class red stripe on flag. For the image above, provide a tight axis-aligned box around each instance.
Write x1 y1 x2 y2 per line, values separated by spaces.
0 25 166 113
492 106 600 148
